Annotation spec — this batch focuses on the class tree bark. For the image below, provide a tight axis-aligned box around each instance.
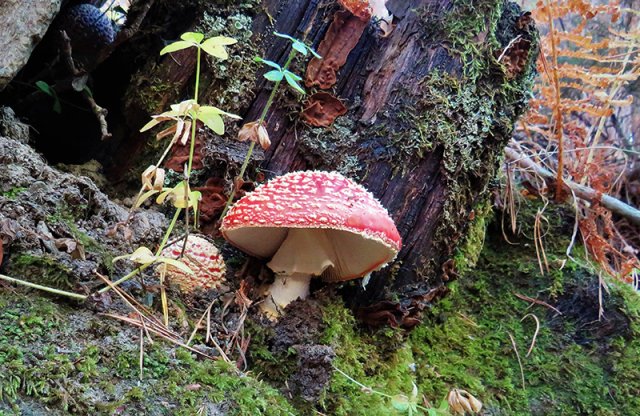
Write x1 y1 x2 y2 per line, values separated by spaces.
118 0 538 326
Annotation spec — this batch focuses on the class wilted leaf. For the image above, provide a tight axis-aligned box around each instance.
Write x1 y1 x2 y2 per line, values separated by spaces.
141 165 165 191
71 74 89 92
237 121 271 150
113 246 156 265
54 238 86 260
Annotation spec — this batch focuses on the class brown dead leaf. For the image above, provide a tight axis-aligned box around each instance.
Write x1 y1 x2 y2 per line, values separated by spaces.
55 238 86 260
237 121 271 150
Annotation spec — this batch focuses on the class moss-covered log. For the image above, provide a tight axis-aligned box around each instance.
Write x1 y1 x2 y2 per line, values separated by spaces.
115 0 538 324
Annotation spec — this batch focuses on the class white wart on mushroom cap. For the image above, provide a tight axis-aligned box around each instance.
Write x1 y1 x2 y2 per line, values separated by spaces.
220 171 401 315
159 234 226 293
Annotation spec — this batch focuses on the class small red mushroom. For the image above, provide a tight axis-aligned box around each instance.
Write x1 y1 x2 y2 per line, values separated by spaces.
221 171 401 318
159 234 226 293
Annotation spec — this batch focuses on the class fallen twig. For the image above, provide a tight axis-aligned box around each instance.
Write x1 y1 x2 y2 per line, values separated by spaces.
505 147 640 226
514 292 562 315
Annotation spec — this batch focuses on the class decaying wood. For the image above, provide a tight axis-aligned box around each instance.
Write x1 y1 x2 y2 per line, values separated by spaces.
116 0 538 325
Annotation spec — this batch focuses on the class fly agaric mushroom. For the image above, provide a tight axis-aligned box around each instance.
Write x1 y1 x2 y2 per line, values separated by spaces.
221 171 401 318
159 234 226 293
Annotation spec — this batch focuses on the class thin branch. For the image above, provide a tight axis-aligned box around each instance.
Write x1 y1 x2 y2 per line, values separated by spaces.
514 292 563 315
83 92 112 140
505 147 640 226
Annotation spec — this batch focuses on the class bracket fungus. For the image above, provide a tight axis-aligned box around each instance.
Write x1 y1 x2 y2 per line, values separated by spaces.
159 234 226 293
300 92 348 127
221 171 401 318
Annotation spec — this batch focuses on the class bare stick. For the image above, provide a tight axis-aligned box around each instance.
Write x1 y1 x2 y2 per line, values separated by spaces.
505 147 640 226
0 273 87 300
83 92 112 140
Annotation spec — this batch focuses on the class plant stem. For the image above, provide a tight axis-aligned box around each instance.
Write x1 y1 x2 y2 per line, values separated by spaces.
332 366 431 412
220 49 297 219
187 48 202 176
97 208 183 295
155 207 183 256
0 273 87 300
98 265 149 294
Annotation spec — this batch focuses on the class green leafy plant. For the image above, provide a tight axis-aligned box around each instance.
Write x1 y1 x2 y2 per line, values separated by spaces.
109 32 240 321
0 32 239 314
35 81 62 114
220 32 320 217
333 366 451 415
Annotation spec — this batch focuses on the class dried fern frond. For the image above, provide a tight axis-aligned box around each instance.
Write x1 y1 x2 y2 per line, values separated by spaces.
509 0 640 280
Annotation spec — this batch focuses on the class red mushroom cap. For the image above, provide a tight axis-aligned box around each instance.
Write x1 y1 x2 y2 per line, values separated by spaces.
159 234 226 292
221 171 401 280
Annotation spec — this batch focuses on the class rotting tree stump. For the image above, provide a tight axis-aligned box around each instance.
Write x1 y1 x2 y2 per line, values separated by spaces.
117 0 539 327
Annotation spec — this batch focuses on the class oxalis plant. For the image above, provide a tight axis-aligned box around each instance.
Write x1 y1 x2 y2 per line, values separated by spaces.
116 32 240 323
333 366 453 416
0 32 239 327
219 32 320 218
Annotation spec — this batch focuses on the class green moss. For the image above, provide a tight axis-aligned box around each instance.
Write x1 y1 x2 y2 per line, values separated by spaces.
11 254 74 289
454 199 492 273
308 198 640 415
0 187 27 200
317 300 422 415
0 290 296 415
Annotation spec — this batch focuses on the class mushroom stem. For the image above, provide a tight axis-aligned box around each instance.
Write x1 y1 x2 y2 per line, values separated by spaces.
260 272 312 318
261 228 338 318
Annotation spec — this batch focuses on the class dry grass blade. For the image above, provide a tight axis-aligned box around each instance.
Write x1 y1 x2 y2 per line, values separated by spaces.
103 312 216 360
507 332 526 390
94 271 217 361
520 314 540 357
187 298 217 346
533 205 550 275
